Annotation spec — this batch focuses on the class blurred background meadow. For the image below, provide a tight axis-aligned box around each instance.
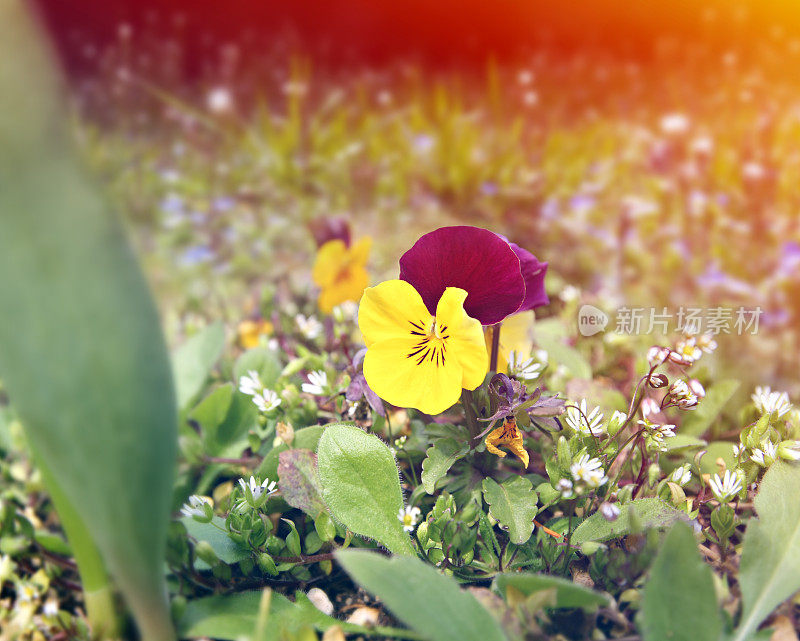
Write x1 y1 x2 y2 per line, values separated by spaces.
36 0 800 392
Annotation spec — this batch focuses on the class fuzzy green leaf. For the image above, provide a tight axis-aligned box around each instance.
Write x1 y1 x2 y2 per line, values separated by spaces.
572 498 692 544
732 462 800 641
182 516 250 569
337 550 507 641
482 476 538 545
494 572 610 610
421 438 469 494
642 522 722 641
233 347 283 389
317 424 414 556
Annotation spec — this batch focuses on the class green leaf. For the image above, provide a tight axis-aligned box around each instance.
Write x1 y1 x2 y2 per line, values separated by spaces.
732 462 800 641
233 347 283 389
176 589 415 640
421 438 468 494
182 516 250 569
317 424 414 556
337 550 507 641
681 380 740 437
494 573 610 610
258 425 326 480
172 322 225 410
0 5 175 638
277 449 327 519
482 476 538 545
572 499 691 544
532 330 591 379
699 442 737 475
641 523 722 641
663 434 707 452
191 386 258 457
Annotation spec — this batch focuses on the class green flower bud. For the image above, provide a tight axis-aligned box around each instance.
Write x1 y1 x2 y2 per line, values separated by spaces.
258 552 279 576
194 541 218 567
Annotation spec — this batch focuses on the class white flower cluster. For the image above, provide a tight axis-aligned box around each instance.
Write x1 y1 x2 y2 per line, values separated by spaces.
569 454 609 490
751 386 792 419
239 370 282 413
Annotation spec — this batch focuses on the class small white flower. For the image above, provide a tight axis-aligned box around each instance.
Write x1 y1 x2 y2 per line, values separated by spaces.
672 337 702 364
670 465 691 486
689 379 706 399
733 443 744 457
180 495 212 520
507 351 544 381
332 302 359 324
238 370 262 396
17 582 39 603
647 346 670 366
296 314 324 340
302 370 328 395
599 502 620 522
669 379 690 398
709 469 743 503
566 399 605 435
556 478 574 498
752 386 792 419
750 441 777 467
398 506 421 532
252 389 281 413
607 410 628 433
571 454 608 488
239 476 277 500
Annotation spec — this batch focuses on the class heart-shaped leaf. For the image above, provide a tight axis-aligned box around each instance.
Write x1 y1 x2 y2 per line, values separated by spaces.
482 476 538 544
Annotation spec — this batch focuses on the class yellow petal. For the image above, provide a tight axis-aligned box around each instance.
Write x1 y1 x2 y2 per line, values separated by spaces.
435 287 488 390
363 336 463 415
358 280 431 348
349 236 372 266
312 239 347 288
318 265 370 313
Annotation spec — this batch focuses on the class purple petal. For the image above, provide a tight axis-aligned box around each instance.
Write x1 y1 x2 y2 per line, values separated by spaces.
399 226 525 325
509 243 549 311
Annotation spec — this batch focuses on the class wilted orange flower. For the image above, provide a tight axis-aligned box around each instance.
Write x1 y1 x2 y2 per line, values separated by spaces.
485 418 529 468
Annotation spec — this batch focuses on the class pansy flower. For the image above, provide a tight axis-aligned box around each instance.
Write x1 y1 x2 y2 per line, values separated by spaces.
358 280 488 415
399 226 548 326
312 237 371 313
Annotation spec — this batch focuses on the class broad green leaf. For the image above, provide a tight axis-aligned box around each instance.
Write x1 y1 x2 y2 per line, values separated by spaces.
493 572 610 610
233 347 283 389
182 516 250 569
482 476 538 544
0 5 175 639
732 462 800 641
641 523 721 641
200 388 258 457
699 441 737 475
176 588 414 640
681 380 740 437
277 449 327 519
337 550 507 641
572 499 691 544
421 438 468 494
172 322 225 410
317 424 414 556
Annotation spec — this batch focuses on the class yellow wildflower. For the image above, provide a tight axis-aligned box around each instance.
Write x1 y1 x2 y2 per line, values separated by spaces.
312 237 371 313
485 418 529 468
359 280 488 415
237 319 273 349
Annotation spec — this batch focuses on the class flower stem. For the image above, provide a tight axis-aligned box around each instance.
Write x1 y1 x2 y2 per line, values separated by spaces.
461 389 480 443
489 324 502 372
